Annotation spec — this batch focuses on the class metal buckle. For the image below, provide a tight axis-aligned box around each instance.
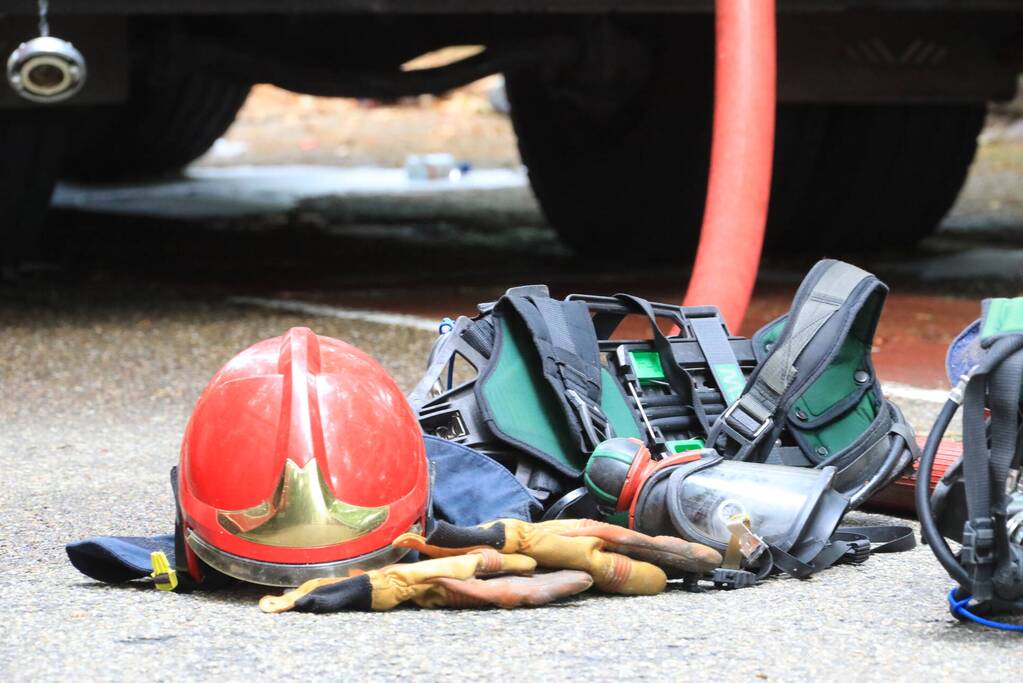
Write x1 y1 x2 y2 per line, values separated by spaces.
565 389 610 450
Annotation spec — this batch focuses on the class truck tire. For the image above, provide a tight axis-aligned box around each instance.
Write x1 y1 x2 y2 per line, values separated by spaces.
505 67 712 258
0 110 65 267
765 103 986 250
64 72 250 182
506 72 985 256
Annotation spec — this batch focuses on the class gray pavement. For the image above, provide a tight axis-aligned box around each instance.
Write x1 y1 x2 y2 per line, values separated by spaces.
3 130 1022 681
1 286 1019 683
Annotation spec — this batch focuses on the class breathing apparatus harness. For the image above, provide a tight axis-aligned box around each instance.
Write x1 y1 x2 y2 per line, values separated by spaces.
917 298 1023 630
410 260 917 588
710 260 918 506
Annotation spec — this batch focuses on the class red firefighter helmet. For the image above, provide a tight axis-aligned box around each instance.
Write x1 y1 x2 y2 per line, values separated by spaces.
177 327 430 587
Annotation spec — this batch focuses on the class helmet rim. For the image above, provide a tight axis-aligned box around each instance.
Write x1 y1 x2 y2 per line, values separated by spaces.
184 524 418 587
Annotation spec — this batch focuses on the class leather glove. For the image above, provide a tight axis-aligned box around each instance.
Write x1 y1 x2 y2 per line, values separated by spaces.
395 518 722 595
261 518 722 613
259 548 592 613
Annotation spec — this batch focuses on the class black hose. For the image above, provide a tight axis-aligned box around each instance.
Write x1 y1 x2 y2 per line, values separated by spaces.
848 437 911 509
639 394 687 407
643 404 694 419
650 416 699 432
916 397 972 589
845 403 917 508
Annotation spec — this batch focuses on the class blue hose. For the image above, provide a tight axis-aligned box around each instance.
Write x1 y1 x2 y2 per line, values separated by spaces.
948 589 1023 632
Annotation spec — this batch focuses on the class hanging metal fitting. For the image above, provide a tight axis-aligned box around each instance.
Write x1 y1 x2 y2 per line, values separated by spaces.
6 0 87 103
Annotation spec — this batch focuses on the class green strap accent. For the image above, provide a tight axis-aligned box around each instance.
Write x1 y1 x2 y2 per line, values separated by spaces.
981 298 1023 339
582 473 619 505
713 363 746 405
481 318 581 471
755 317 879 458
481 319 641 475
600 369 642 441
794 393 877 457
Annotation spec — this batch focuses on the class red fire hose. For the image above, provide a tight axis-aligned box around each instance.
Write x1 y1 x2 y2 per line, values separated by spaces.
866 438 962 515
682 0 777 332
678 2 963 515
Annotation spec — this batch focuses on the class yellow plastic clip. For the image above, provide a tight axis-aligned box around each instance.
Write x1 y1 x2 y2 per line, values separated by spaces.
150 551 178 592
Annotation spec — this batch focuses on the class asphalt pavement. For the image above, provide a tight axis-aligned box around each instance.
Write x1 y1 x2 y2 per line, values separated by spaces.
2 134 1023 680
0 281 1019 682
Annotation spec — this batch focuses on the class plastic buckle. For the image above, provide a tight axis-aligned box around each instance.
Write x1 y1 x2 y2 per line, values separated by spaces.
961 519 996 601
961 519 996 566
710 568 757 590
149 551 178 592
841 538 871 565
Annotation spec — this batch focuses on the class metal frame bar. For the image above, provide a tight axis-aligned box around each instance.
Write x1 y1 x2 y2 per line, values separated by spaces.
0 0 1019 16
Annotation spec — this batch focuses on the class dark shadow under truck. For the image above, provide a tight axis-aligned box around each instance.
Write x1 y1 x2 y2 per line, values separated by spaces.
0 0 1020 266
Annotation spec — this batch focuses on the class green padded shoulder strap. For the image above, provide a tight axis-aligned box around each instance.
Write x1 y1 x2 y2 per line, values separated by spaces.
476 307 641 478
710 259 887 464
981 298 1023 339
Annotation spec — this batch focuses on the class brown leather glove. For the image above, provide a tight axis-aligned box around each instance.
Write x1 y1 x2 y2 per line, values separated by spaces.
395 518 722 595
260 548 592 613
261 518 721 613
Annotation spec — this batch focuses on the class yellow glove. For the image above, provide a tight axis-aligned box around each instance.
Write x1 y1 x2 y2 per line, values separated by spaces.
260 548 593 613
394 518 722 596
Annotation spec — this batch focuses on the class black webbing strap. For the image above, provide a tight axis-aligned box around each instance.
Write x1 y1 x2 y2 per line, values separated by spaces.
987 348 1023 504
709 260 878 461
512 459 564 504
959 305 1023 570
984 340 1023 591
612 293 713 434
766 543 843 580
838 525 917 554
689 315 745 407
766 525 915 579
499 295 611 451
961 355 992 523
958 332 1023 523
461 317 496 359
